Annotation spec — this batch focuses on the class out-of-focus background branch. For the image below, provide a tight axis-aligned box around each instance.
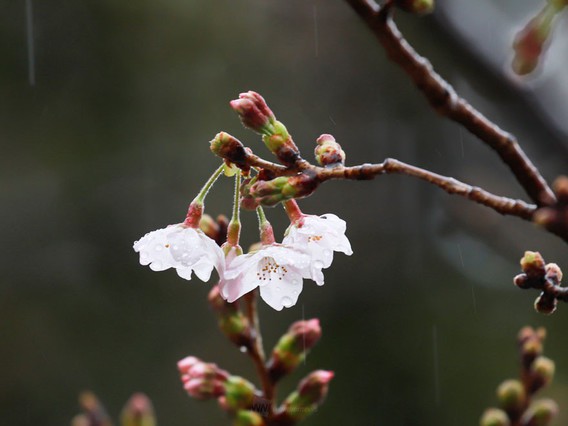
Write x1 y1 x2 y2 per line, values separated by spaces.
1 1 567 425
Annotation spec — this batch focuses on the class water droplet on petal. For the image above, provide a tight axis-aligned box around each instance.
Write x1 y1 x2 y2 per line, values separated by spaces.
292 278 301 286
276 286 281 292
323 249 332 258
155 244 163 251
281 296 293 307
314 260 324 269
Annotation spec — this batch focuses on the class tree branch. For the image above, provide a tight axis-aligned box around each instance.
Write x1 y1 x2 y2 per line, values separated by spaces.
342 0 556 207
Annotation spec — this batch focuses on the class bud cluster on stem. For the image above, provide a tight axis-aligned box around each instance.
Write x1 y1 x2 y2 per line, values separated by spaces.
513 251 566 314
480 327 558 426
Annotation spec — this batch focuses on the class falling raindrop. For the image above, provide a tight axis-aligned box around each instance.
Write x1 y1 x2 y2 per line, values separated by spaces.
239 346 248 353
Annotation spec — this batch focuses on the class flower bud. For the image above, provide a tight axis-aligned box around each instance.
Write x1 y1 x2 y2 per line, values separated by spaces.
519 399 558 426
267 319 322 383
529 356 555 392
545 263 563 284
534 293 557 315
520 252 546 279
496 380 526 414
512 6 555 75
77 391 112 426
210 132 249 168
120 393 156 426
275 370 334 423
479 408 511 426
224 376 256 410
552 175 568 202
514 274 531 289
394 0 435 14
207 286 253 349
234 410 266 426
208 286 254 349
230 91 276 135
200 214 220 242
314 134 346 167
246 173 319 207
178 356 229 400
261 121 301 166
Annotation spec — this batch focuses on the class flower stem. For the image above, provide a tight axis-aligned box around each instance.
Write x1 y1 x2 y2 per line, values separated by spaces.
227 170 242 246
256 206 275 245
283 199 304 223
243 290 276 416
193 163 225 205
184 164 225 227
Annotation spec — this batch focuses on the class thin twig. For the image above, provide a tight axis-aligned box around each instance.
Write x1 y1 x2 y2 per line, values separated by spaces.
343 0 556 207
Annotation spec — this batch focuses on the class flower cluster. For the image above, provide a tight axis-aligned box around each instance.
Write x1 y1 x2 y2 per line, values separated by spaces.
134 205 351 310
133 92 353 311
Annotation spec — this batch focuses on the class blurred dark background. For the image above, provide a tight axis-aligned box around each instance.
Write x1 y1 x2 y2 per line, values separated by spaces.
1 1 568 425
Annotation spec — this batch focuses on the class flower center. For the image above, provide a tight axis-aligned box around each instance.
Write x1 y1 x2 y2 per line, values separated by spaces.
307 235 323 243
256 256 288 281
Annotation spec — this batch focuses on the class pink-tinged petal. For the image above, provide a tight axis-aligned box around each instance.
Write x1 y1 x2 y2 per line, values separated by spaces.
192 260 215 282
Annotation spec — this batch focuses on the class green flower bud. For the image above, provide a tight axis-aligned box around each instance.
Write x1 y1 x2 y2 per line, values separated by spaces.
520 252 546 279
224 376 256 410
520 399 558 426
208 286 254 350
233 410 266 426
530 356 555 392
314 134 346 167
247 173 319 207
275 371 334 423
120 393 156 426
479 408 510 426
267 319 322 382
261 121 301 165
496 380 526 414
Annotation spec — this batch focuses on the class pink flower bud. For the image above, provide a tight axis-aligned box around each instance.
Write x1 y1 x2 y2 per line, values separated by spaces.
177 356 230 400
230 91 276 135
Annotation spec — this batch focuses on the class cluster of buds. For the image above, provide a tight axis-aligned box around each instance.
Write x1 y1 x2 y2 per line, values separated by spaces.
183 306 331 424
513 251 566 314
230 91 300 166
534 176 568 241
71 391 156 426
512 0 567 75
210 92 352 209
480 327 558 426
393 0 435 14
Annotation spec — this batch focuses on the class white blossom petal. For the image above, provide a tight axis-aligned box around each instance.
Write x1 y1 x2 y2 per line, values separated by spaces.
219 244 311 309
283 213 352 285
133 224 224 282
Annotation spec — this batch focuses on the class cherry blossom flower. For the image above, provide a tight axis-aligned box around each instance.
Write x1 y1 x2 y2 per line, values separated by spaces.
283 214 352 286
133 224 225 282
219 245 311 311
